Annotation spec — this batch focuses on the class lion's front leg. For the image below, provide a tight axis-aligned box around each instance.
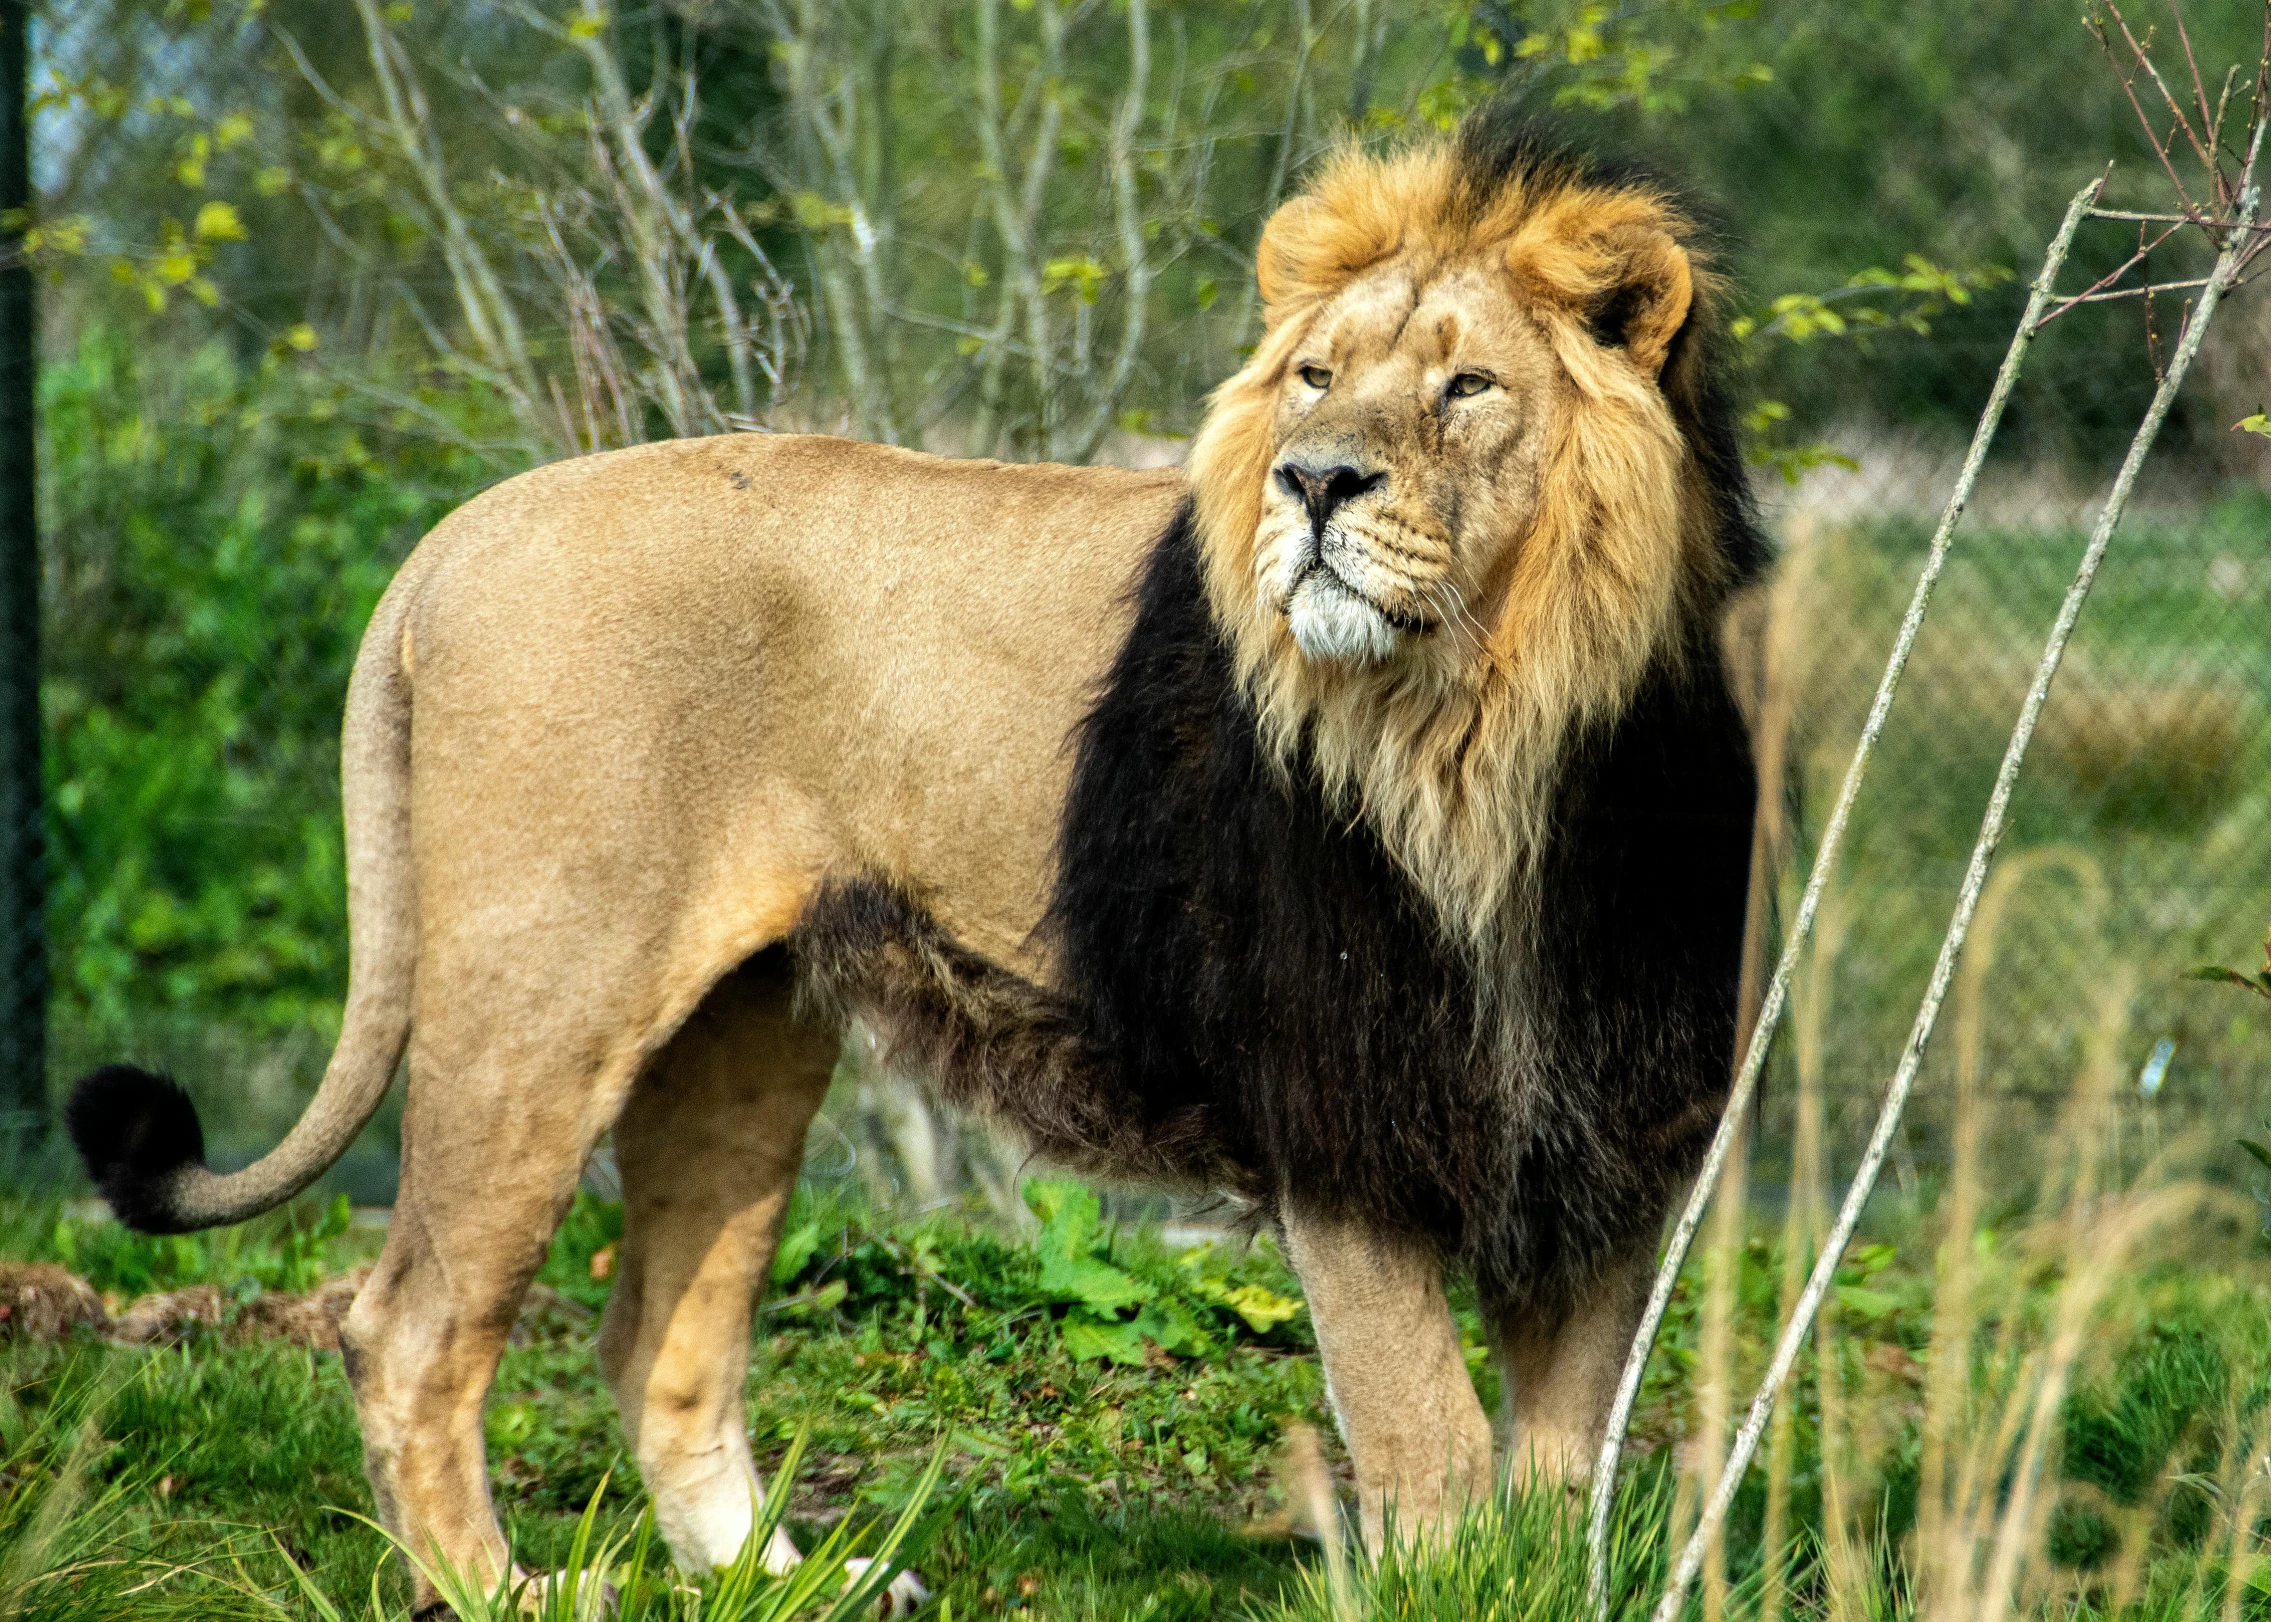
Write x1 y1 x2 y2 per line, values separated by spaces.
1280 1207 1492 1552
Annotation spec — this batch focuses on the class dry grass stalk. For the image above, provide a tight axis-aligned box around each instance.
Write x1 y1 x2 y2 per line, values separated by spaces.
1756 882 1849 1622
1282 1421 1355 1622
1694 1090 1749 1622
1723 510 1824 1067
1694 534 1797 1610
2216 1427 2271 1622
1918 846 2108 1583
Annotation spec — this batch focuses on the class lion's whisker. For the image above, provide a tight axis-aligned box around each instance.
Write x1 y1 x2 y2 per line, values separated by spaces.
1429 581 1494 665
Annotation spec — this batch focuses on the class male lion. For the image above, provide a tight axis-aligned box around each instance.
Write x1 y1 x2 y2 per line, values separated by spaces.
71 111 1760 1610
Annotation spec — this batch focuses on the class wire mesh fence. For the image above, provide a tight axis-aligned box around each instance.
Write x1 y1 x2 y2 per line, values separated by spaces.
1743 368 2271 1208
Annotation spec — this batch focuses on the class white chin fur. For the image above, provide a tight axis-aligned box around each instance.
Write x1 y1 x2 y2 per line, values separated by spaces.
1286 573 1400 665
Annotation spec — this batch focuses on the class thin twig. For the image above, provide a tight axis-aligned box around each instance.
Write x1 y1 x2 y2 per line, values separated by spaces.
2096 5 2209 220
2106 2 2217 187
2062 273 2216 303
1644 104 2265 1622
2037 210 2183 325
2084 206 2271 226
2172 2 2219 157
1066 0 1154 463
1583 173 2107 1616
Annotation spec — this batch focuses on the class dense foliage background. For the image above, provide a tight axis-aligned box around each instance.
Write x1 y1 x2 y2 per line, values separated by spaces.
26 0 2271 1187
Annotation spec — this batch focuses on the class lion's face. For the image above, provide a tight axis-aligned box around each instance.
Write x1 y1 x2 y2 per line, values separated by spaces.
1258 259 1562 666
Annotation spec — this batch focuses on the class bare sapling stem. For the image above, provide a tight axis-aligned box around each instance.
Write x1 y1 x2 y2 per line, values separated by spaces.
1643 105 2267 1622
1581 172 2105 1614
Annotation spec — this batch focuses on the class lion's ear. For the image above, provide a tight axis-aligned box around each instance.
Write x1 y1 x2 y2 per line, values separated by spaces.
1514 221 1694 378
1255 197 1324 310
1255 194 1400 324
1591 226 1693 377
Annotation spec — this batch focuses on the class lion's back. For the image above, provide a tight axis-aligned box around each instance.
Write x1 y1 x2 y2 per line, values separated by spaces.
381 434 1186 963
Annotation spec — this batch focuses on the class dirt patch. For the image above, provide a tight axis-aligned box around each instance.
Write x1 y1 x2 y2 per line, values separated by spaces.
0 1263 108 1339
4 1263 589 1352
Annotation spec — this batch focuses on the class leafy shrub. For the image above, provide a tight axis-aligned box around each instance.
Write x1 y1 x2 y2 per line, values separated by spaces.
44 326 505 1050
539 1181 1309 1370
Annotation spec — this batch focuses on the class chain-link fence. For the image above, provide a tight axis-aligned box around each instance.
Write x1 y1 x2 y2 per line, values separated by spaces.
1737 324 2271 1206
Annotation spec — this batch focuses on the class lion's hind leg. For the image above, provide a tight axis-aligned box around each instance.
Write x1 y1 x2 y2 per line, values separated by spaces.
594 950 831 1579
338 982 633 1614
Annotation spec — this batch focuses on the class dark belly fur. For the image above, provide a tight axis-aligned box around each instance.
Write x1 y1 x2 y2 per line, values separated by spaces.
794 506 1756 1312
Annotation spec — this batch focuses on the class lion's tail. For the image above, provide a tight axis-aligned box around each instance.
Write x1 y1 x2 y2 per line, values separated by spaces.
68 578 420 1234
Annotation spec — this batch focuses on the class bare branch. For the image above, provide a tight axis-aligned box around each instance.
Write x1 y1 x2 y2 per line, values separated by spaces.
346 0 549 451
2094 4 2208 220
2084 206 2271 225
1066 0 1154 463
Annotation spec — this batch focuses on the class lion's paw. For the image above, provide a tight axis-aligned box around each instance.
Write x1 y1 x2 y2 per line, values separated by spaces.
517 1568 619 1617
843 1557 931 1616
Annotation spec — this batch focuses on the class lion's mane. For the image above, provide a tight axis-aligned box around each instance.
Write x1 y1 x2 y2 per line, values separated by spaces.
1191 112 1751 944
797 114 1765 1311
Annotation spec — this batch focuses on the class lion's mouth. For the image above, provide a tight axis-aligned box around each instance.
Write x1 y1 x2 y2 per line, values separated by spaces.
1281 559 1440 665
1287 558 1441 638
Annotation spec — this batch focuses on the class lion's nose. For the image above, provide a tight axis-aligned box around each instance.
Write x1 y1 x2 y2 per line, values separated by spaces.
1275 461 1385 534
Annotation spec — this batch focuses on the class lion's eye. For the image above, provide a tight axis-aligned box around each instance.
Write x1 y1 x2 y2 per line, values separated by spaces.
1297 365 1333 390
1446 372 1494 399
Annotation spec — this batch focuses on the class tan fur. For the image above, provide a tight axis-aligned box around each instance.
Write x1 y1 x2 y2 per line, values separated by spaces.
596 953 831 1578
1281 1208 1494 1546
139 133 1731 1606
1488 1246 1655 1487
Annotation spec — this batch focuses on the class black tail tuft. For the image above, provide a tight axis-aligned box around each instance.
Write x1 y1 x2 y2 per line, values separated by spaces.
66 1065 209 1234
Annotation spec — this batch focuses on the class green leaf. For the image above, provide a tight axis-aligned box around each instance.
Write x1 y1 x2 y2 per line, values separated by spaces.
2235 411 2271 438
1216 1281 1304 1333
1025 1179 1103 1258
2192 964 2271 999
2237 1137 2271 1174
1133 1297 1211 1356
1061 1315 1147 1365
193 201 246 242
1834 1284 1899 1321
1037 1251 1151 1314
771 1220 822 1285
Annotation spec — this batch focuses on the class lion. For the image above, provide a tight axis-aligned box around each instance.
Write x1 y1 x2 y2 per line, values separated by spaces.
68 110 1762 1612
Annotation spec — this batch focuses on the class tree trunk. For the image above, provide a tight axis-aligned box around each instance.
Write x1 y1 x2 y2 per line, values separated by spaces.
0 0 44 1146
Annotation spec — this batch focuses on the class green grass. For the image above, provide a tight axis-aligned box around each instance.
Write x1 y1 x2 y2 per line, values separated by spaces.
0 1185 1341 1618
3 1180 2270 1618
